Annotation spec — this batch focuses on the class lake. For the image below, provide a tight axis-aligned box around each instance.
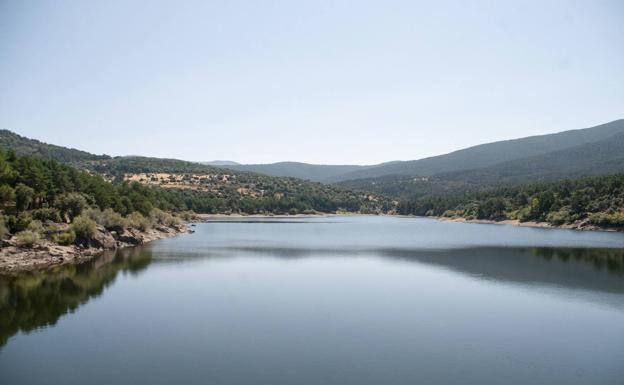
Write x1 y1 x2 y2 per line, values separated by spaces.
1 216 624 385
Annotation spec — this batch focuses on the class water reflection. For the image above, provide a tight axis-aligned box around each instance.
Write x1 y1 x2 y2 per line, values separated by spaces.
157 245 624 294
1 243 623 349
0 247 153 347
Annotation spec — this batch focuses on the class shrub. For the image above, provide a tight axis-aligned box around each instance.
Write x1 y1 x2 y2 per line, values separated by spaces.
83 207 103 222
516 207 532 222
178 210 197 221
98 208 127 231
546 208 574 225
588 212 624 227
15 230 41 247
32 208 62 223
71 215 97 241
7 213 32 233
52 230 76 246
27 219 44 233
127 212 151 231
150 208 180 227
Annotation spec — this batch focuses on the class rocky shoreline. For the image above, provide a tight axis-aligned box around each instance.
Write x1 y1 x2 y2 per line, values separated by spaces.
0 223 192 275
435 216 621 232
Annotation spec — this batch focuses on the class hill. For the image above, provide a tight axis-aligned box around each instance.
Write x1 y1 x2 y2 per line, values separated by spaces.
217 162 371 183
396 173 624 230
200 120 624 186
0 130 110 164
0 131 391 215
201 160 240 166
328 119 624 182
336 119 624 199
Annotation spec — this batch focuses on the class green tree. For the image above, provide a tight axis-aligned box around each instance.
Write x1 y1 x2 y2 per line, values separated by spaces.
14 183 35 212
56 192 88 220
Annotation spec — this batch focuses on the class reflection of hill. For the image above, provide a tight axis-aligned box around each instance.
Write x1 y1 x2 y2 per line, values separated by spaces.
383 247 624 295
188 245 624 295
0 247 153 347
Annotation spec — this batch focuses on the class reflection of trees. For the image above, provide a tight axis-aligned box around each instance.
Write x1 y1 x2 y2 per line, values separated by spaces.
0 247 153 347
533 247 624 275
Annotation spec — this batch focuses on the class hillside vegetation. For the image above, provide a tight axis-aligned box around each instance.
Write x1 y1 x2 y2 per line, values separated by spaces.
398 174 624 229
337 120 624 199
215 162 371 183
0 132 392 221
197 120 624 194
0 129 110 165
330 119 624 182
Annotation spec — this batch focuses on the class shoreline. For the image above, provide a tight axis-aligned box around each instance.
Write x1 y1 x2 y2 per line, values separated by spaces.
0 223 191 275
3 212 621 275
431 215 622 232
196 213 623 233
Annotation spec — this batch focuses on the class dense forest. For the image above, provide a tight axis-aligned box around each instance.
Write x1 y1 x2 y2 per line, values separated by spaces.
397 174 624 228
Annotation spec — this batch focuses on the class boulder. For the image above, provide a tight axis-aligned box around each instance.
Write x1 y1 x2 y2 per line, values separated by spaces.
91 227 117 249
116 228 144 245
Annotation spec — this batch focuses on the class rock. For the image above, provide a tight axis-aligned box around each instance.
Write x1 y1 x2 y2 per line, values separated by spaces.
91 228 117 249
116 228 143 245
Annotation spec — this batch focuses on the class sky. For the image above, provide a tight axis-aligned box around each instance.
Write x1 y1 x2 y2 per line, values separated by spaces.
0 0 623 165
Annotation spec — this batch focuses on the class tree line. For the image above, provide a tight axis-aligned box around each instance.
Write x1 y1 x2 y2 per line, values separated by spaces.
397 174 624 228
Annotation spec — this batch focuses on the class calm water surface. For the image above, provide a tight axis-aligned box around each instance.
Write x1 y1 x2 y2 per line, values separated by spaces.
1 216 624 385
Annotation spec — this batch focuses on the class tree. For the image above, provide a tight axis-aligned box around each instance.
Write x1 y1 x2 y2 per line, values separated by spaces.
14 183 35 212
56 192 88 221
0 185 16 208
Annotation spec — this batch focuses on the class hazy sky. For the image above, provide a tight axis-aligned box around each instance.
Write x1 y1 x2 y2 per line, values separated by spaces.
1 1 622 164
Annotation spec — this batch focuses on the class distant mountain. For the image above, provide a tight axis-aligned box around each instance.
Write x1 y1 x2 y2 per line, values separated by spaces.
0 129 110 164
327 119 624 182
201 160 240 166
216 162 372 183
439 131 624 185
337 119 624 199
201 120 624 185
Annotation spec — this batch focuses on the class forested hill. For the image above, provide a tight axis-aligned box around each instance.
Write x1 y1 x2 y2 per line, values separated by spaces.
205 119 624 185
0 130 110 164
337 119 624 200
215 162 371 183
397 173 624 230
0 131 392 216
328 119 624 182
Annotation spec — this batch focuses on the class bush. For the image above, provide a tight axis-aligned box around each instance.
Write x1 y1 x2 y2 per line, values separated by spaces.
52 230 76 246
32 208 62 223
98 208 127 231
178 210 197 221
150 208 180 227
7 213 32 233
127 212 151 231
71 215 97 241
545 208 574 225
15 230 41 247
588 212 624 227
27 219 44 233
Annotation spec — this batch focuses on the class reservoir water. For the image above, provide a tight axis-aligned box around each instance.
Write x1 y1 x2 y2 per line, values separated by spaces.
1 216 623 384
